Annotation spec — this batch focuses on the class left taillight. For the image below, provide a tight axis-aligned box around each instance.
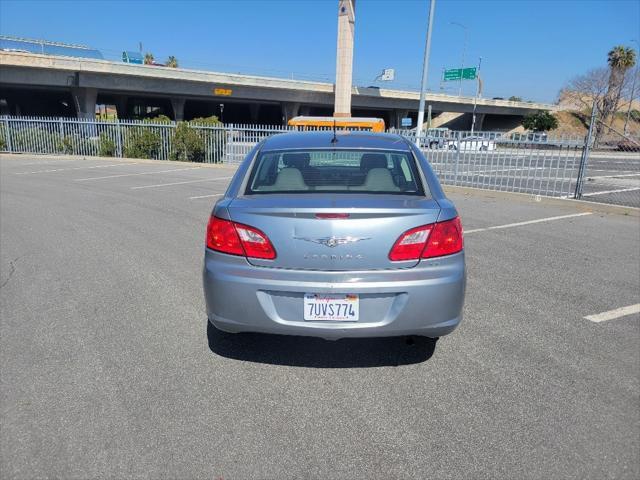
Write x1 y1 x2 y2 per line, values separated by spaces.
206 216 276 260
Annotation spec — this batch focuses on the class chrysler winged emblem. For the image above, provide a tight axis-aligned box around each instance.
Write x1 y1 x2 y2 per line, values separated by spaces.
294 236 371 248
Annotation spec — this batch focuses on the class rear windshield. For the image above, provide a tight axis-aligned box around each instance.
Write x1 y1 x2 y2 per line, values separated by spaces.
245 149 426 195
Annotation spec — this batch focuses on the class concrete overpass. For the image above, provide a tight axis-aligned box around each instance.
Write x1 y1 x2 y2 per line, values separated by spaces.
0 51 557 128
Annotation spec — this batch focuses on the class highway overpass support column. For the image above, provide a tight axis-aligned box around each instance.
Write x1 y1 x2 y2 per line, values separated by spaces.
249 104 260 123
393 109 410 129
281 102 300 125
71 87 97 119
114 97 128 119
171 97 186 121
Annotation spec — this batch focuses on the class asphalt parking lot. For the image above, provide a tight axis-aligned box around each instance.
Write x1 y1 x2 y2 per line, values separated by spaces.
1 153 639 479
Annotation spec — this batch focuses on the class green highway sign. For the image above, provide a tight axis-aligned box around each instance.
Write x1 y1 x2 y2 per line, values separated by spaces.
462 67 477 80
443 67 477 81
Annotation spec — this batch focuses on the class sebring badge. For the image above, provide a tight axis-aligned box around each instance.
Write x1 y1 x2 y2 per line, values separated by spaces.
294 236 371 248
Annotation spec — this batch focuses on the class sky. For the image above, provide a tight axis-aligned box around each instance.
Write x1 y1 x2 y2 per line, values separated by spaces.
1 0 639 103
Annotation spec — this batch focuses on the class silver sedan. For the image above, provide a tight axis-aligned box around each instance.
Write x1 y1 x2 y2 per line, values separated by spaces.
203 131 466 340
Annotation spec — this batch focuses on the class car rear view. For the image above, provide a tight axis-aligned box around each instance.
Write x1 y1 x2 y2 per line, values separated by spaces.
203 132 465 340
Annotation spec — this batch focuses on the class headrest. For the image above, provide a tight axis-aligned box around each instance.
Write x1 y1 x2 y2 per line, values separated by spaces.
360 153 388 171
283 152 311 169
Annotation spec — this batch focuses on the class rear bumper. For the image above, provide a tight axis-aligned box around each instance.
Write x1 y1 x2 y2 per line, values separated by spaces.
203 250 466 340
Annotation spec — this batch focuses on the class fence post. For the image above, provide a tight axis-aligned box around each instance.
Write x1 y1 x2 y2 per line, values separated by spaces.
116 119 123 158
574 101 597 199
58 117 64 142
454 131 461 185
3 116 12 153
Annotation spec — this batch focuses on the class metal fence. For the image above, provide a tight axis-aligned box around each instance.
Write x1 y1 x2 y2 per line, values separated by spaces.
1 115 638 207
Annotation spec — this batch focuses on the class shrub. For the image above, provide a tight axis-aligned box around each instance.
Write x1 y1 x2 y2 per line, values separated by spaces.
61 134 95 155
190 116 226 163
522 111 558 132
12 128 63 153
171 116 225 163
98 133 116 157
0 124 6 151
171 121 205 162
124 127 161 159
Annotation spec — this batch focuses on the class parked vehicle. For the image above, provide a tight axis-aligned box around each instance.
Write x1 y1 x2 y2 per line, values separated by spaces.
616 139 640 152
446 136 496 151
203 131 466 340
287 116 386 132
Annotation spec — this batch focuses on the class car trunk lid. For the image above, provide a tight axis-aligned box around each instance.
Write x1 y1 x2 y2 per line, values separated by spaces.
227 194 441 271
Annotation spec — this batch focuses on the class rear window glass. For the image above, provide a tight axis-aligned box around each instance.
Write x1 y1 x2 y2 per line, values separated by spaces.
245 149 426 195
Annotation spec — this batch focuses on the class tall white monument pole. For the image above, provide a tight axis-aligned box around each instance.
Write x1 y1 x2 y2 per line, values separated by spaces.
334 0 356 117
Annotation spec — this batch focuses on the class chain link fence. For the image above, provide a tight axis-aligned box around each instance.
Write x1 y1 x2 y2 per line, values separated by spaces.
575 118 640 207
1 115 638 207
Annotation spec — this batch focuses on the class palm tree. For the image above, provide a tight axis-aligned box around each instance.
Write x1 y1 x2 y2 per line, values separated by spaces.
166 56 178 68
143 52 154 65
603 46 636 121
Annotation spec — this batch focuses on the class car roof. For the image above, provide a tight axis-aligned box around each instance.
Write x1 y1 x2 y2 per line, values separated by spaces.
260 131 412 152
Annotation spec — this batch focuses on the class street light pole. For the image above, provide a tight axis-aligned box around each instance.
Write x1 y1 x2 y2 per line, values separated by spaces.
470 56 482 134
623 39 639 136
415 0 436 145
450 21 468 97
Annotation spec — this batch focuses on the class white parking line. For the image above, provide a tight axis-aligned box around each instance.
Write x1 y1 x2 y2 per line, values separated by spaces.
15 163 139 175
131 176 233 190
584 304 640 323
189 193 224 200
587 173 640 179
465 212 592 234
75 167 203 181
582 187 640 197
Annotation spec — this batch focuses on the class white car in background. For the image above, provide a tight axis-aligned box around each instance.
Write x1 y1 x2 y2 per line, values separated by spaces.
446 136 496 151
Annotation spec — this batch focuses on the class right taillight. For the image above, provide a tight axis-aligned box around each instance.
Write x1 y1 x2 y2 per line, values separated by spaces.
422 217 463 258
206 216 276 259
389 217 463 261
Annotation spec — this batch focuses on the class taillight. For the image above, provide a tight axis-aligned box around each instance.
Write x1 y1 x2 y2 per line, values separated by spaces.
423 217 463 259
389 225 433 261
206 216 276 259
389 217 463 261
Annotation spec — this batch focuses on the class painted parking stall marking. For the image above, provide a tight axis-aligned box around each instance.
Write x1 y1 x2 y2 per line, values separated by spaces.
584 304 640 323
189 193 224 200
465 212 593 234
131 176 234 190
75 166 204 181
15 162 140 175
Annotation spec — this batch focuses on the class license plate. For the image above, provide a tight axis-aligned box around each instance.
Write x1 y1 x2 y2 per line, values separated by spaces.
303 293 359 322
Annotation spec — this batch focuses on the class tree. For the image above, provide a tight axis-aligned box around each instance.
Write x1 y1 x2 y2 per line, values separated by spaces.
143 52 154 65
508 96 522 102
602 46 636 123
522 111 558 132
165 56 178 68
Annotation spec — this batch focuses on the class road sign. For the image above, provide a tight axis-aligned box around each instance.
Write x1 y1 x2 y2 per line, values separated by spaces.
401 117 412 127
213 88 232 96
462 67 477 80
443 67 477 81
380 68 395 81
443 68 462 81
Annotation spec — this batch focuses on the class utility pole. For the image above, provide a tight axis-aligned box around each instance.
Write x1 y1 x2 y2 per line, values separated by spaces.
415 0 436 144
450 21 468 97
623 39 639 136
470 56 482 134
